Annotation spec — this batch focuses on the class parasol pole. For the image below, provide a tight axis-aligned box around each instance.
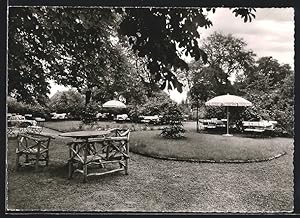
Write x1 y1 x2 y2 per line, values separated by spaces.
226 106 229 135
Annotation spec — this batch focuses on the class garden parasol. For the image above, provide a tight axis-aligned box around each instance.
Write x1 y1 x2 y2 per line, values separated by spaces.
205 94 252 136
102 100 126 109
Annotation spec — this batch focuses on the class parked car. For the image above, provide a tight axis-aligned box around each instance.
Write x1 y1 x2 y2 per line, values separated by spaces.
183 114 189 121
51 112 68 120
8 115 37 128
96 112 110 120
7 113 13 119
24 114 33 120
140 115 162 124
115 114 130 122
7 113 17 119
24 114 46 123
34 117 46 122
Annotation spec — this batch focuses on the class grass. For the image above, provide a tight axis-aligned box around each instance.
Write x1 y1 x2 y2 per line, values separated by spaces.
6 121 294 212
130 131 291 162
43 120 83 132
6 136 294 212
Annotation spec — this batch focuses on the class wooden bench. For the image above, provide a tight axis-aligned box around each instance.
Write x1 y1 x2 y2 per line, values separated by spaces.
244 128 265 132
242 120 277 133
199 118 226 130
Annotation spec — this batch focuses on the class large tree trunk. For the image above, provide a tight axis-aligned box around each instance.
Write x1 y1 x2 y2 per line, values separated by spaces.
85 89 92 106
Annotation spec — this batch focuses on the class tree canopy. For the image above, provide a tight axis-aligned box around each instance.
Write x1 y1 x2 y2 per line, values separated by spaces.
188 32 256 109
9 7 129 105
239 57 294 134
8 7 256 104
200 32 256 94
119 8 256 93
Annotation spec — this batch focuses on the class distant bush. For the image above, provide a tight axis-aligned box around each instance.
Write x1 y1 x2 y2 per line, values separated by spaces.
7 97 50 119
127 91 175 122
48 90 85 119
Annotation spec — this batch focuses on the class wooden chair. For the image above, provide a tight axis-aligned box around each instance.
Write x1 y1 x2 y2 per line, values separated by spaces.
16 133 54 171
26 126 43 134
7 127 17 137
103 129 130 174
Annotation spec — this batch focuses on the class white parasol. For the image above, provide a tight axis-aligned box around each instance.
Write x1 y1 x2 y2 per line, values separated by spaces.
103 100 126 109
205 94 252 136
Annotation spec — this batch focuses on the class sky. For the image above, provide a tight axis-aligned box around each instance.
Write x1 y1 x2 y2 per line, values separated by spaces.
198 8 294 67
49 8 295 102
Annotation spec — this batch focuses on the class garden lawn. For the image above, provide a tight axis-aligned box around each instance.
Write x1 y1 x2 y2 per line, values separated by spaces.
130 131 292 162
6 129 294 212
43 120 82 132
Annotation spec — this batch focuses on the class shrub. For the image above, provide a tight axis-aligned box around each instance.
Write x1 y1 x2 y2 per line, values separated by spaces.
80 103 98 125
160 103 185 139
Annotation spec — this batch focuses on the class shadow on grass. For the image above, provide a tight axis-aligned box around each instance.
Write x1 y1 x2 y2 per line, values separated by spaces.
47 161 127 183
47 162 69 179
10 162 69 179
199 130 278 139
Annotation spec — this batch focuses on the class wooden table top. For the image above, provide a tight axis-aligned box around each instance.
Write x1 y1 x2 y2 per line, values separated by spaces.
59 130 110 139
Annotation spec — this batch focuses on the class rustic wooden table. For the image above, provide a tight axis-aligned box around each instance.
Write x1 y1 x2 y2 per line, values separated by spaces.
59 130 129 182
59 130 110 139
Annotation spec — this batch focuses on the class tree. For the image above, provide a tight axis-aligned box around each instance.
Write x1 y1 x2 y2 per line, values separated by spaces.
8 7 130 106
8 7 53 105
199 32 256 95
127 91 175 122
119 8 256 93
184 32 255 131
239 57 294 136
190 68 216 131
239 57 291 93
87 43 147 105
8 7 256 104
